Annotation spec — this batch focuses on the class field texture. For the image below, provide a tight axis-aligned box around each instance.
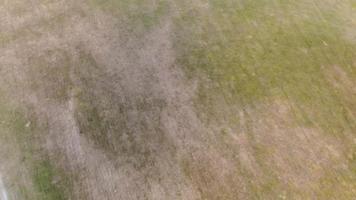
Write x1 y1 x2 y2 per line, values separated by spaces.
0 0 355 199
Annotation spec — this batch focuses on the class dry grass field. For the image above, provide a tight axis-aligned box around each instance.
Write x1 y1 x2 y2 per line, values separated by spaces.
0 0 355 199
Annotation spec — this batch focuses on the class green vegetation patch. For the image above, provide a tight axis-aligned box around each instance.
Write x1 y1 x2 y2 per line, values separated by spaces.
174 0 356 198
0 95 70 200
174 0 356 135
33 160 68 200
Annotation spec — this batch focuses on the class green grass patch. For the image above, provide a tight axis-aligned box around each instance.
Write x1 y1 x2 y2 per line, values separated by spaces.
174 0 356 198
0 95 70 200
174 0 356 135
33 160 68 200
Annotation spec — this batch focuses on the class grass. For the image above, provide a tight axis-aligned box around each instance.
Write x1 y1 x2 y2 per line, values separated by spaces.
0 95 70 200
33 160 68 200
173 0 356 198
174 0 356 141
2 0 355 199
72 49 168 170
89 0 170 31
27 49 72 103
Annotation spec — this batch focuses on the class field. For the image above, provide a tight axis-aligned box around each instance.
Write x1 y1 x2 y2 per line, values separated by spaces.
0 0 355 199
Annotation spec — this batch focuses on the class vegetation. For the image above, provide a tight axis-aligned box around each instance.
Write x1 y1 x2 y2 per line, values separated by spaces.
90 0 170 31
1 0 355 199
173 0 356 198
0 95 69 200
33 160 68 200
175 0 355 130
